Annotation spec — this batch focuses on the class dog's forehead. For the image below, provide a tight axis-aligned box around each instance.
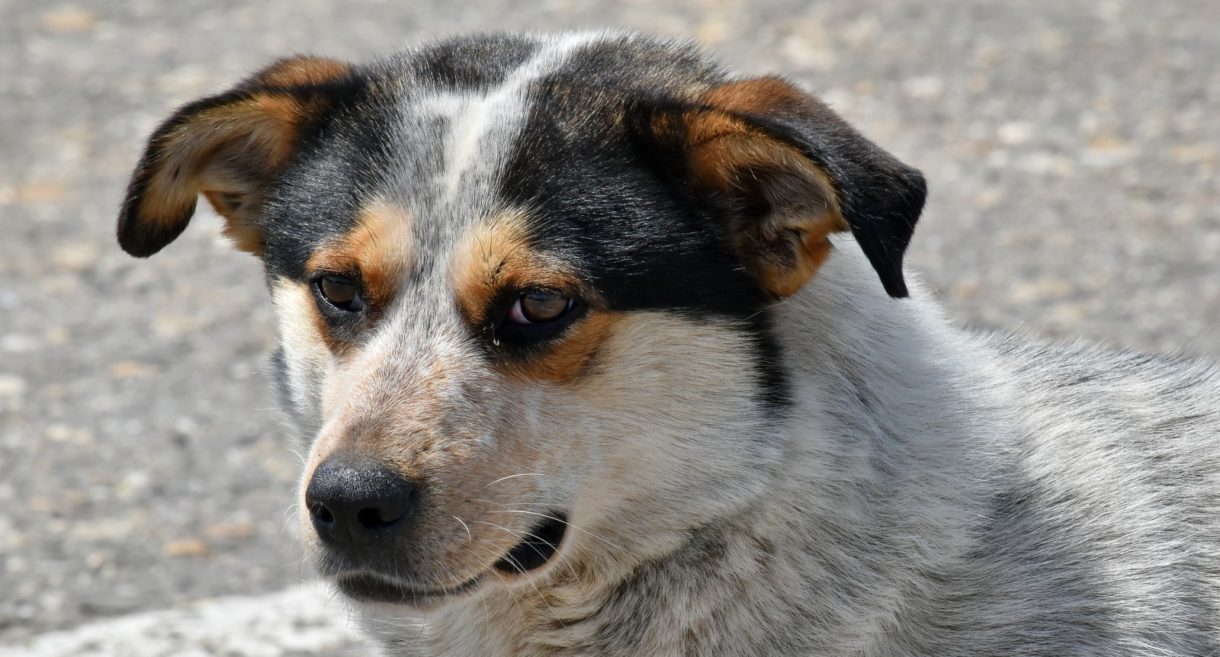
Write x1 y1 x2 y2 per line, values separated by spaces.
264 32 765 325
268 35 709 251
379 31 723 243
389 33 598 258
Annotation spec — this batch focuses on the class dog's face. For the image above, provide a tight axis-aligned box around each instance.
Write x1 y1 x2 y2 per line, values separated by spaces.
118 33 924 610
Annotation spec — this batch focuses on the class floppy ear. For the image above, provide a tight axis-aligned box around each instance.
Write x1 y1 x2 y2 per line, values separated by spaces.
117 56 355 257
645 76 926 298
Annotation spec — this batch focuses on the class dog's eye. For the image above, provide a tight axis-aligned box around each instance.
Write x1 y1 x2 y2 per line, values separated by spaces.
508 291 573 325
494 290 582 345
316 274 364 312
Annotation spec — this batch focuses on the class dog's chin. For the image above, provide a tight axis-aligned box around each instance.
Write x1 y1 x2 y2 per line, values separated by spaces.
330 512 571 611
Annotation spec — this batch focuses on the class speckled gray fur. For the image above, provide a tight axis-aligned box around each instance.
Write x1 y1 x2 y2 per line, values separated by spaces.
111 30 1220 657
321 34 1220 657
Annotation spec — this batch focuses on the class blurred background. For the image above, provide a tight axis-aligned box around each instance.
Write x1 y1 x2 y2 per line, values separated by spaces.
1 0 1217 655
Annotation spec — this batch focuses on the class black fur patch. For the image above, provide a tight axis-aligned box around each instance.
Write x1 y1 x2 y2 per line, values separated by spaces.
495 51 793 408
176 33 929 411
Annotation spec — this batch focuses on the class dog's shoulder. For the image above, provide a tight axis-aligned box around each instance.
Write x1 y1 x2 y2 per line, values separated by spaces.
985 334 1220 443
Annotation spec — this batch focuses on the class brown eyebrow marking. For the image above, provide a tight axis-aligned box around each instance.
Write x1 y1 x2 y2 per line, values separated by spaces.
307 198 413 312
450 209 616 383
451 210 581 326
304 199 412 354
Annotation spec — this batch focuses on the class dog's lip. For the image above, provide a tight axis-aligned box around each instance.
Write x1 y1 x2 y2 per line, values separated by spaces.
492 512 569 575
331 512 571 607
334 570 486 606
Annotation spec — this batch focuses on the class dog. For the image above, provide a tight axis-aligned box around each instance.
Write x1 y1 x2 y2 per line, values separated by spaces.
116 31 1220 657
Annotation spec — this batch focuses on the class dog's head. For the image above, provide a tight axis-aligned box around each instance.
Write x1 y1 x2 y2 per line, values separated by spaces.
118 32 925 610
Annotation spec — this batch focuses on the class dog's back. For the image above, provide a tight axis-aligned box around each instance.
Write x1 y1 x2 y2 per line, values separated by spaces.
943 338 1220 655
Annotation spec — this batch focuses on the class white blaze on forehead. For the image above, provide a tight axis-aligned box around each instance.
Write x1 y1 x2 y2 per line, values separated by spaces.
427 32 603 204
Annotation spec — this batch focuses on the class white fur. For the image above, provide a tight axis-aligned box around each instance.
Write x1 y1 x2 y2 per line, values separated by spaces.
425 32 601 204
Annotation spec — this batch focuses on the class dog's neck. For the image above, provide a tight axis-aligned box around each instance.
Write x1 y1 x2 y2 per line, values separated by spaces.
370 243 1003 657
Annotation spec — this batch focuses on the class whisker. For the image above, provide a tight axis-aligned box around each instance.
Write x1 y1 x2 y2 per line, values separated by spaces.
507 510 618 544
482 472 549 489
283 446 308 467
281 503 302 541
448 513 474 544
472 520 582 599
475 524 561 618
474 502 626 552
473 497 551 508
473 520 560 566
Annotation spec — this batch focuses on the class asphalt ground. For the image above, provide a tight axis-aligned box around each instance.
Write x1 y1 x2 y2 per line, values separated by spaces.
2 0 1218 654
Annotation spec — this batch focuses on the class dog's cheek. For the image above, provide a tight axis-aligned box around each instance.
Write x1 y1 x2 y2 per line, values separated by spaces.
564 313 779 546
270 277 337 436
501 384 593 498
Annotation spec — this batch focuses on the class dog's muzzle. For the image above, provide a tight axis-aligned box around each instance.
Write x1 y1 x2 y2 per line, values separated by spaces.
305 452 570 606
306 454 419 553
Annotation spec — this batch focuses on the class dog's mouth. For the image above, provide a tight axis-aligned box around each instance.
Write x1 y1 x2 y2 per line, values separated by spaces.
335 512 570 607
492 512 569 575
335 570 485 607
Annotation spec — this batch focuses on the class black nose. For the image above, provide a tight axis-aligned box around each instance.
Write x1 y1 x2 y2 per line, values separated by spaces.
306 455 418 549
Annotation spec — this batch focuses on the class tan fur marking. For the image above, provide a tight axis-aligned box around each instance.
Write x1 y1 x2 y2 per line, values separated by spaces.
201 190 263 253
137 94 308 256
655 78 850 298
451 211 583 326
451 211 613 383
308 200 413 308
695 128 842 298
303 200 413 354
133 59 349 256
698 76 812 117
507 311 621 383
252 56 353 88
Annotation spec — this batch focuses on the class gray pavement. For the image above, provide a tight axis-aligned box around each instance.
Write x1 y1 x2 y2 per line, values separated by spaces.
2 0 1218 654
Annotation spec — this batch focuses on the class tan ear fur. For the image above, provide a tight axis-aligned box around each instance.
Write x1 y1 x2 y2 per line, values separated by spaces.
118 56 353 257
654 78 850 298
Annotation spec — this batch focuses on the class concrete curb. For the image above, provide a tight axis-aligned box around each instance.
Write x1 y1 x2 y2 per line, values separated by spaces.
0 584 370 657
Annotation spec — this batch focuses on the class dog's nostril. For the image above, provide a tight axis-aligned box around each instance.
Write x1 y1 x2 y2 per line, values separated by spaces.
310 502 335 524
357 504 406 529
305 454 419 548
